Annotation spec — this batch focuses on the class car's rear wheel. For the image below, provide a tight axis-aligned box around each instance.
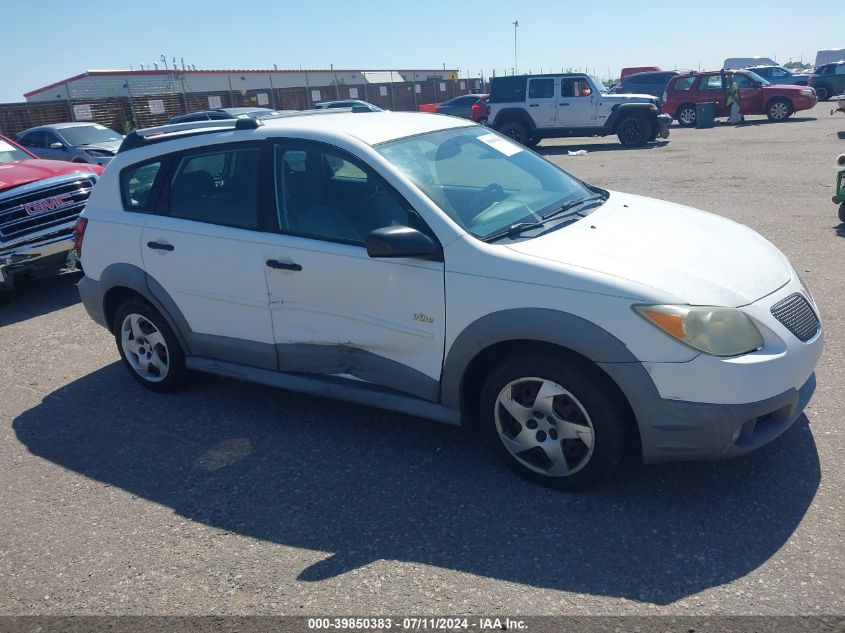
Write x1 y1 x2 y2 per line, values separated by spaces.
477 117 489 126
616 114 650 146
114 298 186 393
676 104 697 127
497 121 529 145
479 354 630 490
766 98 793 121
839 202 845 224
814 85 831 102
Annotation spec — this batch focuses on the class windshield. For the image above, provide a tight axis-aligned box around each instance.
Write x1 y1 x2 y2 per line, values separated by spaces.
590 76 610 93
0 139 31 164
58 125 122 146
376 126 597 240
743 71 770 86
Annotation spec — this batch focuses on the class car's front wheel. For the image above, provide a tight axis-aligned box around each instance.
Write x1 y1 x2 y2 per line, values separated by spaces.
814 85 830 102
616 114 650 146
838 202 845 224
766 98 793 121
114 298 186 392
480 355 631 490
676 104 697 127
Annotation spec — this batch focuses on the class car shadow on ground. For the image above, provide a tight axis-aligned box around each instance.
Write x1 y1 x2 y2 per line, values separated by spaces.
733 116 816 127
13 364 820 605
0 270 82 327
538 141 670 155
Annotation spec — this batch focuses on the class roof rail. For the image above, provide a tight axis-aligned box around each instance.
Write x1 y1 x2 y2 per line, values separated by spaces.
118 117 263 153
118 107 379 153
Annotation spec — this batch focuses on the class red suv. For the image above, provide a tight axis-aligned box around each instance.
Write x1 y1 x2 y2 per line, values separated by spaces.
663 70 818 126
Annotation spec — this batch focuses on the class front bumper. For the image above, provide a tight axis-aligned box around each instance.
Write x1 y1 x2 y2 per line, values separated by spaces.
655 113 672 138
639 373 815 463
0 232 73 289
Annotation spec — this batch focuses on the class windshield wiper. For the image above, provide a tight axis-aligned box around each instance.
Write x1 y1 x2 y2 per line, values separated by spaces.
541 194 607 221
482 221 545 243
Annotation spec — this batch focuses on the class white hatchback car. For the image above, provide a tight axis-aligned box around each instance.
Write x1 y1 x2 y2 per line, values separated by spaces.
76 111 822 489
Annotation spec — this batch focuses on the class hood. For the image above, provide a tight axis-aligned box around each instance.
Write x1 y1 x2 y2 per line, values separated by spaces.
507 192 792 307
78 139 121 153
0 159 101 192
606 92 657 103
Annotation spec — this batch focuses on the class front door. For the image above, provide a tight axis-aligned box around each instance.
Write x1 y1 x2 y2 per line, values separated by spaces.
525 77 558 129
732 73 764 113
557 77 598 127
263 140 446 400
138 143 277 369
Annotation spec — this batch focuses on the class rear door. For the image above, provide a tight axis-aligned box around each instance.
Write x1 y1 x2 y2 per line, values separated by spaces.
525 78 557 128
696 74 728 116
138 142 278 369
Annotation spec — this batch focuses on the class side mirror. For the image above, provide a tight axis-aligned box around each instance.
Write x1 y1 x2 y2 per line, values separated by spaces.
49 142 64 150
366 225 439 260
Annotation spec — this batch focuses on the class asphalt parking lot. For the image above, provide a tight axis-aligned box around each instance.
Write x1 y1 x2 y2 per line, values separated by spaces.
1 103 843 617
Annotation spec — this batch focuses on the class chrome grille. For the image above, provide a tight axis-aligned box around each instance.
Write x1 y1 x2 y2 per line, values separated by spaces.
0 177 95 243
771 293 820 342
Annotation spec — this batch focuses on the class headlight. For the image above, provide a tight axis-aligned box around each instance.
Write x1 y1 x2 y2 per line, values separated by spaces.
633 304 763 356
801 89 814 97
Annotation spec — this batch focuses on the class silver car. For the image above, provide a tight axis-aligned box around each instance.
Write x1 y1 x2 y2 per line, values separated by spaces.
16 123 123 166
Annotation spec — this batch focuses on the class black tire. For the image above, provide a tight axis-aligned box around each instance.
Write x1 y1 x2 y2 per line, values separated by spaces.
497 121 529 145
479 354 632 490
616 114 650 147
476 117 489 126
525 136 541 148
676 103 697 127
766 97 794 122
839 202 845 224
814 85 831 102
113 298 186 393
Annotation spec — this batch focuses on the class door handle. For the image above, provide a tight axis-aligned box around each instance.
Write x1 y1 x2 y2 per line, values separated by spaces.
528 103 540 107
266 259 302 271
559 103 571 106
147 241 174 251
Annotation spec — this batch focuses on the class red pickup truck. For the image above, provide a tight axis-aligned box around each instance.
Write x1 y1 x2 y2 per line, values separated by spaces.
663 70 818 126
0 134 102 289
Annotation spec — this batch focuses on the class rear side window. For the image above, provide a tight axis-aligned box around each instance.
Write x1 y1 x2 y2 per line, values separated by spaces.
489 77 526 103
700 76 723 90
121 161 163 211
836 65 845 75
672 76 696 91
169 146 261 229
528 78 554 99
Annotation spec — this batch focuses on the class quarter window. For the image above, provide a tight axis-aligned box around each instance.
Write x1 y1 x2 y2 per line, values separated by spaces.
169 147 261 229
120 161 163 211
274 144 412 245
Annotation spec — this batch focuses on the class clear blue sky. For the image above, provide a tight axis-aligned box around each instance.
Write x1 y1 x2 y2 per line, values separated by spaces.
3 0 841 102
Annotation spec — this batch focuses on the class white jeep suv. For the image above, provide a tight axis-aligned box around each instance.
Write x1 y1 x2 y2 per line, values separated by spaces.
77 111 822 489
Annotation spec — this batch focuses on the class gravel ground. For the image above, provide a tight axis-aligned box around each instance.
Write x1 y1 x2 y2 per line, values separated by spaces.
0 102 843 617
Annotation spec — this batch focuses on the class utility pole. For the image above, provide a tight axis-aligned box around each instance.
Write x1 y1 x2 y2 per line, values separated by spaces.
512 20 519 75
160 55 168 71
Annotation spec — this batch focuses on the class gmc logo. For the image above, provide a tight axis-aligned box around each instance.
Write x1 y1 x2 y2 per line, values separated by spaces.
24 192 75 217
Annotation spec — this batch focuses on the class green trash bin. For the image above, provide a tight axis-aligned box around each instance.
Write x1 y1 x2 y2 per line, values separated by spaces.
696 102 716 129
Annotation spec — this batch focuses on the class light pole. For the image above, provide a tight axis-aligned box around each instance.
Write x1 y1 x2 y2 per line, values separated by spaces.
512 20 519 75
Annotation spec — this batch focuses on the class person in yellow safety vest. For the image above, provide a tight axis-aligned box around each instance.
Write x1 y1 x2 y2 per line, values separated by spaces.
726 75 742 124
